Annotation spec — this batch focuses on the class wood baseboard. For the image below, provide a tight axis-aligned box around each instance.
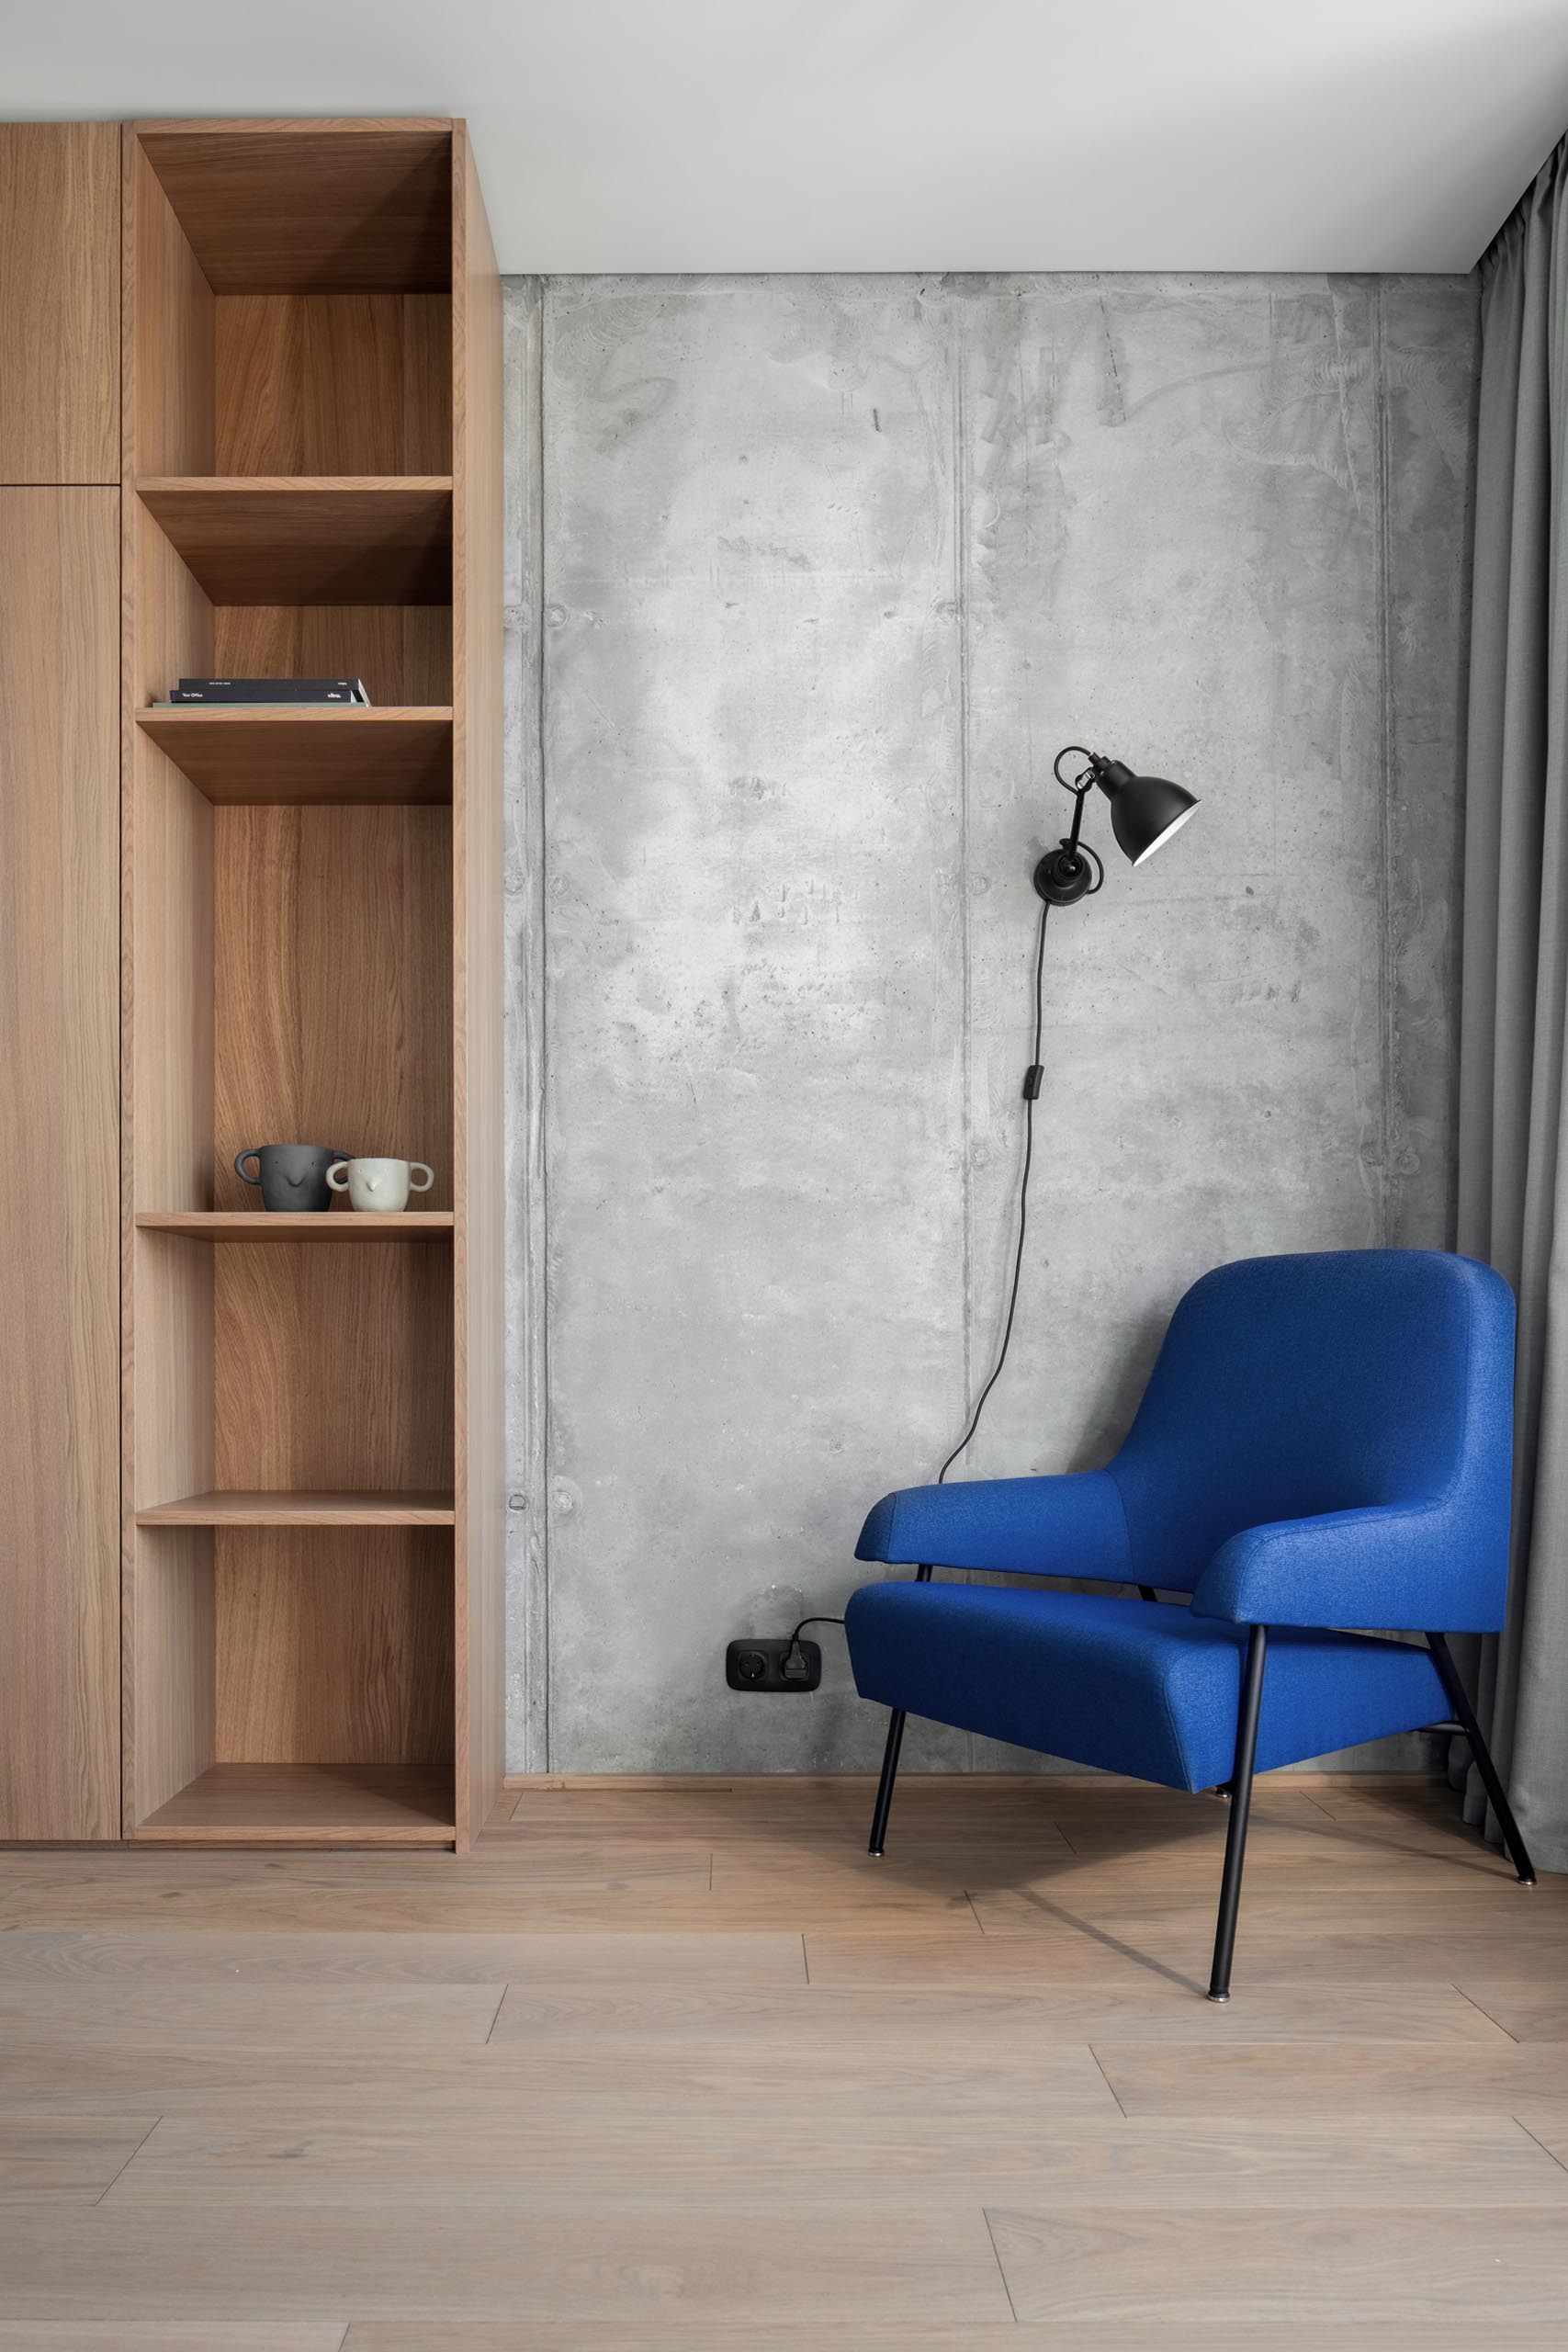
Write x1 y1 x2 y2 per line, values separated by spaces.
502 1769 1443 1792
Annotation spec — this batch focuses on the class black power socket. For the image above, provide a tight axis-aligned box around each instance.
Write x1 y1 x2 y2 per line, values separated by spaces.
726 1636 822 1693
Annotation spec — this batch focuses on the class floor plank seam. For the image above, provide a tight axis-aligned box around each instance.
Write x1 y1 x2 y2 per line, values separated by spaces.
982 2206 1021 2321
92 2112 163 2204
482 1988 508 2045
1087 2045 1128 2116
800 1935 810 1984
1454 1984 1521 2041
1515 2119 1568 2177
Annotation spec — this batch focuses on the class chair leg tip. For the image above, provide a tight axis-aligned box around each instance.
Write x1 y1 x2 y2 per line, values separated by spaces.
867 1849 884 1861
1517 1874 1538 1888
1206 1990 1231 2005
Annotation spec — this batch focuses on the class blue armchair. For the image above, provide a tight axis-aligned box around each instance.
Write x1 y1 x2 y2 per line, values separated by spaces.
845 1249 1535 1998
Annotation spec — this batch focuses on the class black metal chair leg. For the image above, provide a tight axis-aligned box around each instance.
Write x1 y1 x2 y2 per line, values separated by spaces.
1426 1632 1537 1886
866 1565 932 1859
1207 1624 1268 2003
867 1710 906 1858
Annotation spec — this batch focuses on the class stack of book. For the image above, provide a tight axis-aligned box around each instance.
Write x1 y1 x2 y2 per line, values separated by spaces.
156 677 372 707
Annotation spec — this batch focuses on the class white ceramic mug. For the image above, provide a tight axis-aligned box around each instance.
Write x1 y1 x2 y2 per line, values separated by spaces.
326 1156 435 1213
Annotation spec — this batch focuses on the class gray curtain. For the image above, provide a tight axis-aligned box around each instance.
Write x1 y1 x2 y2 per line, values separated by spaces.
1457 130 1568 1876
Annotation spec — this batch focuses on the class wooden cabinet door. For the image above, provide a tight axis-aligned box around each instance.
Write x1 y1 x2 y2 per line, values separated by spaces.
0 490 119 1838
0 125 119 484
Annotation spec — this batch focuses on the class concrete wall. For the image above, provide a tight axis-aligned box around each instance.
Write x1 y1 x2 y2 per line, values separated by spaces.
502 271 1479 1776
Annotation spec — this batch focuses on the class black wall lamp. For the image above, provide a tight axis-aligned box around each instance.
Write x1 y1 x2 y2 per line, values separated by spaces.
1032 746 1199 907
930 736 1201 1482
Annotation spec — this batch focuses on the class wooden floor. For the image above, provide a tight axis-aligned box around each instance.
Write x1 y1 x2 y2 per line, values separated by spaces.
2 1772 1566 2346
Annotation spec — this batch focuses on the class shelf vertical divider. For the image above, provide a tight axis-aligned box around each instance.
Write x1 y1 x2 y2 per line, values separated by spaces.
452 122 507 1852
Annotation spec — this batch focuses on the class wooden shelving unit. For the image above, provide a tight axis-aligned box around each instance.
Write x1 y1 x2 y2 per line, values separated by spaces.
121 119 503 1851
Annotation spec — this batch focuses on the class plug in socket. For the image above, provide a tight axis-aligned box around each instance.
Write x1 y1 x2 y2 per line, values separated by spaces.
726 1637 822 1692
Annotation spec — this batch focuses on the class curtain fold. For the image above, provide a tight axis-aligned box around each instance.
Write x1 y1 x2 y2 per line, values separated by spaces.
1456 131 1568 1875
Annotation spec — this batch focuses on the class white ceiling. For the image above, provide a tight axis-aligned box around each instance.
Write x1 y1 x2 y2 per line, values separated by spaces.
7 0 1568 274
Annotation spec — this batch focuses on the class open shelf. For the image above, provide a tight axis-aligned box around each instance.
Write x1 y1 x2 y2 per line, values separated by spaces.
137 1212 455 1242
137 480 453 604
167 614 453 713
137 707 454 805
133 1762 456 1846
137 1490 456 1529
137 122 453 293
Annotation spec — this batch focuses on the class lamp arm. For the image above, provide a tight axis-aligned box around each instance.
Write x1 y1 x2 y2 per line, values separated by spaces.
1034 746 1106 908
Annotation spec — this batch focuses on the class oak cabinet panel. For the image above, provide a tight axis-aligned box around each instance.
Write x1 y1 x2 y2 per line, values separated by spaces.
0 489 121 1838
0 126 119 483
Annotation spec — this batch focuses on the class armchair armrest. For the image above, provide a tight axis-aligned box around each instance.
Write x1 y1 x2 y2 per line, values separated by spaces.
1190 1500 1506 1634
855 1469 1133 1583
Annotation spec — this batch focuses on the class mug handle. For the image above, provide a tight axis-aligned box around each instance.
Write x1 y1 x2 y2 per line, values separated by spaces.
326 1160 351 1193
409 1163 435 1193
234 1149 262 1185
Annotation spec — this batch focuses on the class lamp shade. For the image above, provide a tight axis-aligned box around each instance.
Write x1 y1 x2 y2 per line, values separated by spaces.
1094 757 1199 865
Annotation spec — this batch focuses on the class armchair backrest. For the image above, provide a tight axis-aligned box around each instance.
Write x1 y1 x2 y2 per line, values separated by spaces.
1108 1250 1515 1606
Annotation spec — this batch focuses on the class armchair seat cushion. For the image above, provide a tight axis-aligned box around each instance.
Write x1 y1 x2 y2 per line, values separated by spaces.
844 1580 1447 1793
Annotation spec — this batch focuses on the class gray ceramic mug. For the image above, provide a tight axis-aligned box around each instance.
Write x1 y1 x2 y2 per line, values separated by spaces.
234 1143 353 1213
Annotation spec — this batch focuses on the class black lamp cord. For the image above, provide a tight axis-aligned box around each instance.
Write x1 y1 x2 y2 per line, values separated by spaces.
781 898 1049 1668
936 897 1050 1482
